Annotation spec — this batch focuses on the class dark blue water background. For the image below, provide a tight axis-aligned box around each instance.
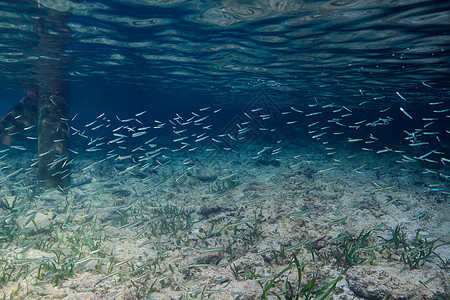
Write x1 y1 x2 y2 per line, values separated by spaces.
0 0 449 156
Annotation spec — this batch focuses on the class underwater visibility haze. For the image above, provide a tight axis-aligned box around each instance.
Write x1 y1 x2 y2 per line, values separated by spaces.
0 0 449 299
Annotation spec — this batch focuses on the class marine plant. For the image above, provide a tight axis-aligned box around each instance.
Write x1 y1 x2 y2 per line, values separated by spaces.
209 177 241 194
230 263 258 281
0 262 15 288
149 204 194 236
222 239 238 261
260 254 342 300
330 229 374 268
0 217 20 243
196 223 215 247
236 218 264 250
379 226 446 270
36 252 75 286
272 243 288 264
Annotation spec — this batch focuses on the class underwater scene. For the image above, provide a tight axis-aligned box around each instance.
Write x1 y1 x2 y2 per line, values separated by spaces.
0 0 449 299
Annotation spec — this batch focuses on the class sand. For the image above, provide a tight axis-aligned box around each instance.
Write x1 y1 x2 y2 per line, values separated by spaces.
0 140 448 299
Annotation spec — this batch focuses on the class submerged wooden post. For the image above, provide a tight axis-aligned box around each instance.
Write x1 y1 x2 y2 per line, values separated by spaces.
0 8 72 189
37 91 69 189
34 9 72 189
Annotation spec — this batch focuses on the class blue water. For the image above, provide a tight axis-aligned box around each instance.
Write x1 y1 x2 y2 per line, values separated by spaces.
1 1 449 105
0 1 449 298
1 1 448 148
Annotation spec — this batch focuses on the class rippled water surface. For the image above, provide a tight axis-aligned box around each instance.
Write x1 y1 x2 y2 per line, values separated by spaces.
0 0 449 103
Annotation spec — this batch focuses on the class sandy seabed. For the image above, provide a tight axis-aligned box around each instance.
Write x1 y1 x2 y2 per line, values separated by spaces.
0 140 448 299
